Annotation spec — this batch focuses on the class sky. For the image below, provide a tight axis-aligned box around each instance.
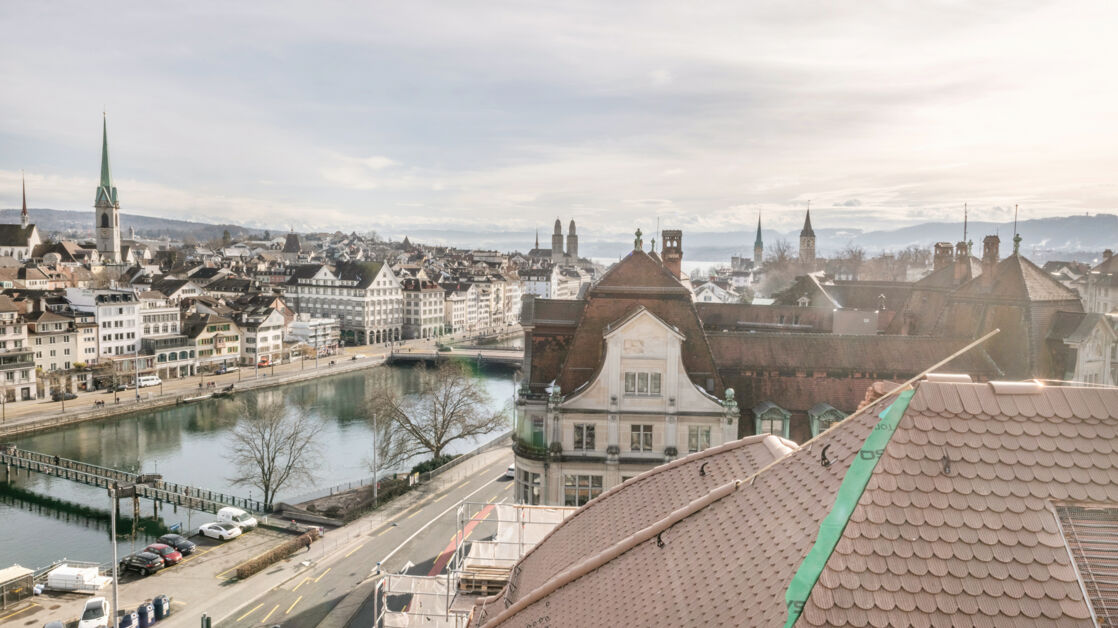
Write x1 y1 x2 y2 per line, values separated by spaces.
2 1 1117 241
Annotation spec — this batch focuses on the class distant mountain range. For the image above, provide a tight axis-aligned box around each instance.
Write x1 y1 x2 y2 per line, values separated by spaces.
3 208 1115 264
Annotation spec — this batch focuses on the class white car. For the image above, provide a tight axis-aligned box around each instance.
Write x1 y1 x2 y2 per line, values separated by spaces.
199 521 243 541
77 597 108 628
353 353 367 359
504 464 516 479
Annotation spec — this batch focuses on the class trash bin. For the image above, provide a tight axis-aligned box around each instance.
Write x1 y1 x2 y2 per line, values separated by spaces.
118 610 139 627
136 602 155 627
153 595 171 619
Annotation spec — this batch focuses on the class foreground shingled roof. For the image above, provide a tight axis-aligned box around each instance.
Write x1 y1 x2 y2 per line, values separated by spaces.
473 379 1118 627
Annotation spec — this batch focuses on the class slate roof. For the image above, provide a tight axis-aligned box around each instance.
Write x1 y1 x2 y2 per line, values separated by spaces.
0 224 36 247
334 261 385 289
473 379 1118 627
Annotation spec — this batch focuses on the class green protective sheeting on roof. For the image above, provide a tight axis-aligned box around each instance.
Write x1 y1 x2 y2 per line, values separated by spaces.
783 388 915 627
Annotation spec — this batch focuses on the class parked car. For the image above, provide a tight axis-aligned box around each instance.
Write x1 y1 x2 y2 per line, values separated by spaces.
199 521 242 541
353 353 367 359
215 366 239 375
144 543 183 566
44 622 65 628
104 384 126 393
504 464 516 479
217 506 258 530
51 391 77 402
257 356 271 367
76 597 109 628
119 551 164 576
157 533 197 555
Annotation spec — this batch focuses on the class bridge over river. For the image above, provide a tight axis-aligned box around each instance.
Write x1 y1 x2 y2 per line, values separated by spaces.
386 347 523 368
0 445 264 515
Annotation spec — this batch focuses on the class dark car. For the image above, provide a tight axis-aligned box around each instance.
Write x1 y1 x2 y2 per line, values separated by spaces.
144 543 183 566
119 551 164 576
104 384 126 393
51 391 78 401
157 533 196 556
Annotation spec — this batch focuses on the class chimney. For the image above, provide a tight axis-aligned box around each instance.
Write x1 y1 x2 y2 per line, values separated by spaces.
662 230 683 278
953 241 969 283
933 242 953 271
982 235 1000 272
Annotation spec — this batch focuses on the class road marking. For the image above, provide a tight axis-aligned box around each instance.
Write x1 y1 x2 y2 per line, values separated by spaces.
314 567 332 582
455 480 469 489
261 604 280 623
375 467 506 571
292 576 311 592
376 527 391 537
345 542 365 558
406 509 421 519
487 495 497 503
286 595 303 614
0 603 38 621
427 504 495 577
236 602 263 622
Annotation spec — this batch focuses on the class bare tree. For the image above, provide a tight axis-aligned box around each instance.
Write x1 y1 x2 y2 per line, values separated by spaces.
366 361 508 464
228 398 323 510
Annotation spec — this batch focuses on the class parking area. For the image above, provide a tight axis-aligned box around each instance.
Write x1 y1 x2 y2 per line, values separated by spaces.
7 526 296 627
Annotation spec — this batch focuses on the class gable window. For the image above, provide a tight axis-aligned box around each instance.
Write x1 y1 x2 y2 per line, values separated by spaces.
573 424 596 451
688 426 711 453
753 402 792 439
624 371 662 396
630 424 653 452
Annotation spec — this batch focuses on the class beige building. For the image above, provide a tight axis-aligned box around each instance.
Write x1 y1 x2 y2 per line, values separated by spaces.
515 305 738 506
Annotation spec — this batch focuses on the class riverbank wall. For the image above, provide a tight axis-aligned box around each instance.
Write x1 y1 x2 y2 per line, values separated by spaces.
0 357 388 440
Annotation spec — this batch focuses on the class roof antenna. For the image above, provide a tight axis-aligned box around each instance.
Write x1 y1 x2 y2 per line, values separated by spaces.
963 203 968 243
1012 204 1022 255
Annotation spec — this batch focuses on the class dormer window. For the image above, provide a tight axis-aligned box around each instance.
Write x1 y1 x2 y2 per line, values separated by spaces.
624 371 661 396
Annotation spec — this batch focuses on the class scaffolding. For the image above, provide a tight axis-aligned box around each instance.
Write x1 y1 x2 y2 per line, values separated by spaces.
453 502 574 594
374 502 575 627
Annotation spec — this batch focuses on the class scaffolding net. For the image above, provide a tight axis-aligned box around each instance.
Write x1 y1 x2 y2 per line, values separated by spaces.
379 574 471 628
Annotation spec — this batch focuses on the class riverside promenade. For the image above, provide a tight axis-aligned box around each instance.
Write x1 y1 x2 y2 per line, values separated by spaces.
0 327 522 440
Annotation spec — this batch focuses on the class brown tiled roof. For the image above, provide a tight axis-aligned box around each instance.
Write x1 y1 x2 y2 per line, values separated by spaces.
707 332 1001 375
475 380 1118 627
492 434 797 613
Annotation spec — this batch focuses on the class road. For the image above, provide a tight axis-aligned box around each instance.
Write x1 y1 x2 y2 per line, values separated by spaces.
220 453 514 628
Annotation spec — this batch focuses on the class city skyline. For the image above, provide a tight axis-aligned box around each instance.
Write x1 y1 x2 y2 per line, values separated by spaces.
3 1 1118 235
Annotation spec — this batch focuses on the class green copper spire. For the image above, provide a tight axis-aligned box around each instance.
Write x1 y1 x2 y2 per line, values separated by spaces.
96 113 117 205
754 213 763 247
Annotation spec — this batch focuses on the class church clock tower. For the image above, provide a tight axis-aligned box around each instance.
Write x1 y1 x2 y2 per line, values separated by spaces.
95 113 122 264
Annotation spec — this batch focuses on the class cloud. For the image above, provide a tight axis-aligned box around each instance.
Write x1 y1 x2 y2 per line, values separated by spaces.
1 0 1117 239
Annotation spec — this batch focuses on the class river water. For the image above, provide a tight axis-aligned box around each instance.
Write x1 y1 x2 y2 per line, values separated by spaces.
0 362 517 569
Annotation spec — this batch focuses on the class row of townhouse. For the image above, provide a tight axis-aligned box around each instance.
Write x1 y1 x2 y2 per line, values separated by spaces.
286 260 523 343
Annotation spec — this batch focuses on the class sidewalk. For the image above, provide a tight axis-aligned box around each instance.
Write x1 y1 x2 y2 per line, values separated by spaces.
162 445 513 628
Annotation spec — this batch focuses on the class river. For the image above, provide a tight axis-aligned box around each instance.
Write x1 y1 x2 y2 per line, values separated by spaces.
0 362 517 569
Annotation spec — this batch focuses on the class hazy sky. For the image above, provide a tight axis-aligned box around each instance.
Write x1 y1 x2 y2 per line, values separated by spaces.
2 1 1117 239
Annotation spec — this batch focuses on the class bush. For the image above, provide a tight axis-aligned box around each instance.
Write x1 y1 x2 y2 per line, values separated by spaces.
341 477 413 523
411 454 459 475
234 529 320 579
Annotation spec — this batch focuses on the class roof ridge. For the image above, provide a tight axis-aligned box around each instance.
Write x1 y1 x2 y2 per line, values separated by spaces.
482 480 742 628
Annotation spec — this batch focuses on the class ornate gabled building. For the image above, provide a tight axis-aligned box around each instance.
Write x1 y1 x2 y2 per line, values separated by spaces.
94 114 122 265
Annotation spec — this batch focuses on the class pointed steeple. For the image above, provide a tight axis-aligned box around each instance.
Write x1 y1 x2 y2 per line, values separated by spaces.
96 113 118 206
800 206 815 238
20 171 28 229
535 229 539 250
754 212 763 247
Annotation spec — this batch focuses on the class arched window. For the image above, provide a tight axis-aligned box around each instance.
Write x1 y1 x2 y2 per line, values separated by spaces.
101 213 110 228
179 351 188 360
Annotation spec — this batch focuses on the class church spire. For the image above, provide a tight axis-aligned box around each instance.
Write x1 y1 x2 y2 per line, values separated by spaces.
96 112 117 206
800 204 815 238
20 171 28 229
754 212 763 247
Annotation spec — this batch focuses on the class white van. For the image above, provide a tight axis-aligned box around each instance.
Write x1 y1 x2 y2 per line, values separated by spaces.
137 375 162 388
216 506 258 531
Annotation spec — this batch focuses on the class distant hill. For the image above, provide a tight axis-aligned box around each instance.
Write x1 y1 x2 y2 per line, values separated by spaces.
0 208 277 242
3 208 1114 264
